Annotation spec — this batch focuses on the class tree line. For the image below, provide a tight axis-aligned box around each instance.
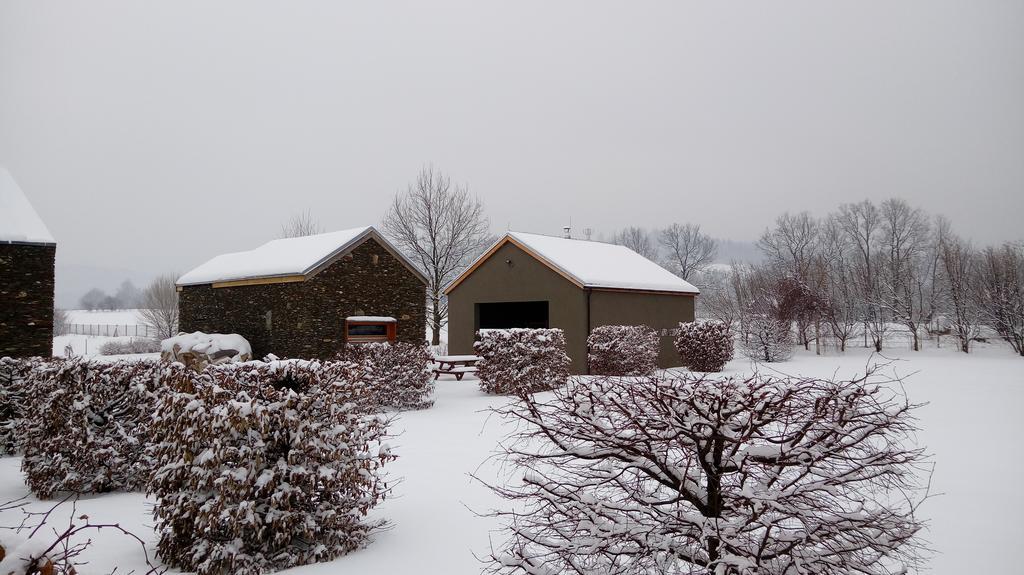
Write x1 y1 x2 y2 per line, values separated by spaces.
692 199 1023 356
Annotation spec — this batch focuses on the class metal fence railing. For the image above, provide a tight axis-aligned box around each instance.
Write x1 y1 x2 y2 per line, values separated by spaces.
61 324 156 338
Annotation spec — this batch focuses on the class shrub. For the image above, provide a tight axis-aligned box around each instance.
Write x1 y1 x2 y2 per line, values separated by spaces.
341 342 434 410
148 362 394 575
19 358 162 498
475 329 570 395
586 325 659 376
741 316 794 362
675 321 734 372
99 337 161 356
484 370 928 574
0 357 37 455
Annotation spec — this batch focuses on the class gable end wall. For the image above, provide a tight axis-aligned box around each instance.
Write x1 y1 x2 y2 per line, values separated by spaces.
0 243 55 358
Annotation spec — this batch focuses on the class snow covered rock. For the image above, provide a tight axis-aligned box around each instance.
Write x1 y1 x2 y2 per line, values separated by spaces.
160 331 252 370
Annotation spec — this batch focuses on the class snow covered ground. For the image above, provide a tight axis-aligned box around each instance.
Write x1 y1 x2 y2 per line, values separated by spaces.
1 342 1021 574
64 309 146 325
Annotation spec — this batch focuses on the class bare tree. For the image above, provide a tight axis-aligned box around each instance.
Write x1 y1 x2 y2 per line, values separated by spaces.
114 279 143 309
611 226 658 260
482 369 928 574
817 217 862 351
383 166 492 345
836 200 886 351
757 211 820 280
78 288 106 311
139 274 179 340
658 223 717 280
280 209 324 238
52 307 69 337
758 212 821 349
937 222 980 353
975 243 1024 355
877 199 932 351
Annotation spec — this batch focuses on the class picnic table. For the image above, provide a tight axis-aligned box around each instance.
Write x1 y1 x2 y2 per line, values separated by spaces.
432 354 482 380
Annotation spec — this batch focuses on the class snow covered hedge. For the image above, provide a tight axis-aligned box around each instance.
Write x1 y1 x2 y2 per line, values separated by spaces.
0 356 37 455
586 325 659 376
340 342 434 410
675 321 734 372
19 358 162 498
474 329 571 395
148 362 394 575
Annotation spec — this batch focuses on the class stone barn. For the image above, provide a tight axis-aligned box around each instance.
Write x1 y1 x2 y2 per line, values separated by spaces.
177 226 427 359
445 231 699 374
0 167 56 358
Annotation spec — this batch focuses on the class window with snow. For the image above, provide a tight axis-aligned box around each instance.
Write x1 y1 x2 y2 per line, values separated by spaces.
345 317 397 343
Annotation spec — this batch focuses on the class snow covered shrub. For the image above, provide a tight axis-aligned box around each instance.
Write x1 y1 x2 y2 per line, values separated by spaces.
99 337 161 355
586 325 659 376
484 370 928 574
741 316 794 362
341 342 434 410
674 320 734 372
474 329 571 395
19 358 162 498
0 357 37 455
148 362 394 575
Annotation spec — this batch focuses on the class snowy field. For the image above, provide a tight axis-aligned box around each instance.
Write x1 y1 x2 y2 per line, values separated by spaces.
1 342 1021 574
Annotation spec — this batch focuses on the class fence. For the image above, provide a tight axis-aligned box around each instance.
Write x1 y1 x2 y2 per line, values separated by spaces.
61 324 158 338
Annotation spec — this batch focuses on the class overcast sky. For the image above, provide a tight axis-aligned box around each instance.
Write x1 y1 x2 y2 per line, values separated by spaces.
1 1 1022 303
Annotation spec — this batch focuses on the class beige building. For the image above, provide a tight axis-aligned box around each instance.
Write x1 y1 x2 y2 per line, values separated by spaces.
444 231 699 374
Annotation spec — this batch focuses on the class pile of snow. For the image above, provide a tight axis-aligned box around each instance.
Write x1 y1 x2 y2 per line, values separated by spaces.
0 167 54 245
160 332 252 369
176 226 422 286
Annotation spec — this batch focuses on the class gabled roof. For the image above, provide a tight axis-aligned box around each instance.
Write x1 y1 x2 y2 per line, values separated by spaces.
444 231 699 295
177 226 428 287
0 167 55 246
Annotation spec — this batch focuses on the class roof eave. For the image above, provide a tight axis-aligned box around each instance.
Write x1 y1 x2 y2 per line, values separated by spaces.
0 239 56 247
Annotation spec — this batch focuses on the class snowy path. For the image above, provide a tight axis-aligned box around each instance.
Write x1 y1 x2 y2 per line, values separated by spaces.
1 345 1022 573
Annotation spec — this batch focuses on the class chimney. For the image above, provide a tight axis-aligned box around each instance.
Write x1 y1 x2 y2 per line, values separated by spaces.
562 225 571 239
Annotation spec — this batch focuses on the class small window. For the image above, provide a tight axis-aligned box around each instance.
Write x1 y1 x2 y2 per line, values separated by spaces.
345 317 397 343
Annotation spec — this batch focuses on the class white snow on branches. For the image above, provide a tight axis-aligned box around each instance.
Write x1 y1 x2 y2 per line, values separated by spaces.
482 369 929 575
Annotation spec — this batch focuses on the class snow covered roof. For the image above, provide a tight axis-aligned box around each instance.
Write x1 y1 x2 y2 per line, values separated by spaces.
0 167 55 245
445 231 699 295
177 226 427 286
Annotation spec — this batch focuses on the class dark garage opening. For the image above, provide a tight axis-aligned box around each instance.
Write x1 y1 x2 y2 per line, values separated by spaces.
476 301 549 330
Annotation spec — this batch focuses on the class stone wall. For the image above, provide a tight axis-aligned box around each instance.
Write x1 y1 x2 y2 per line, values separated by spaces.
179 237 426 359
0 243 56 358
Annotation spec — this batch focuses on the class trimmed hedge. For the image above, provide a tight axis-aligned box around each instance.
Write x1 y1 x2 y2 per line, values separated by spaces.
587 325 659 376
675 321 734 372
19 358 162 498
340 342 434 410
148 362 394 575
475 329 571 395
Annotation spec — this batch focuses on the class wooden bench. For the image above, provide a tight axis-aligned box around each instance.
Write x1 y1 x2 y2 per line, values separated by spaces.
433 354 482 380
